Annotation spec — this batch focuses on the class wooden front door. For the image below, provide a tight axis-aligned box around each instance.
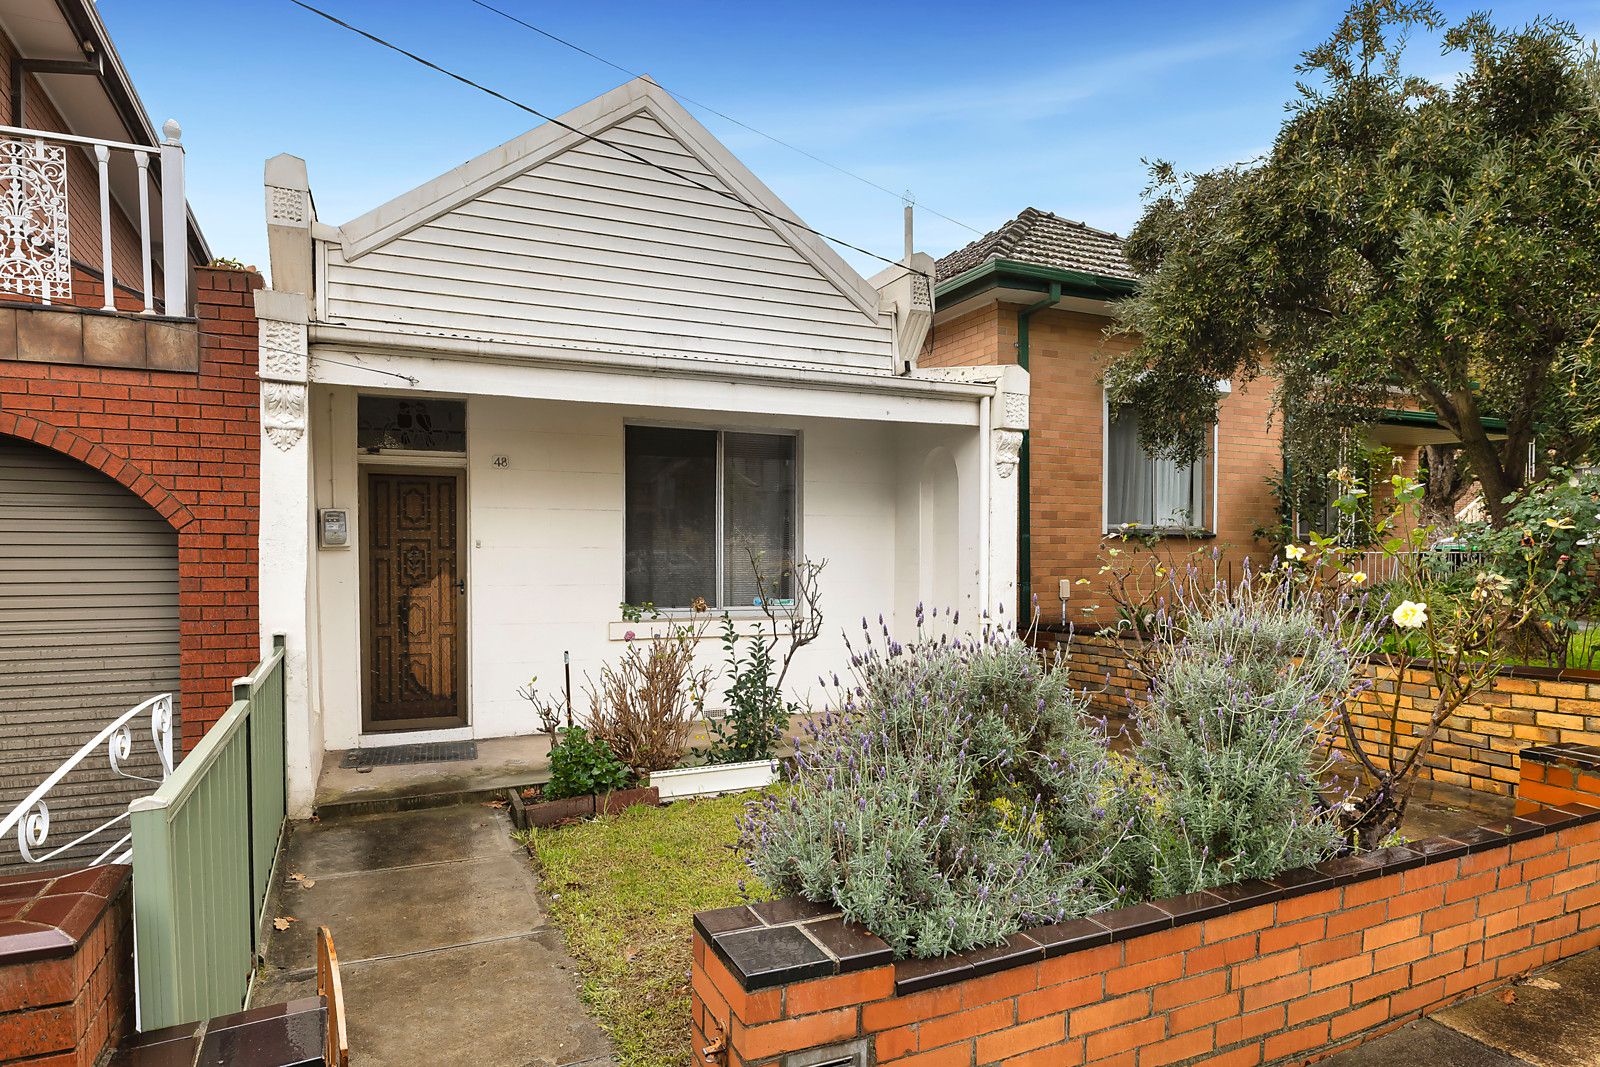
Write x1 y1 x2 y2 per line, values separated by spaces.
363 471 464 730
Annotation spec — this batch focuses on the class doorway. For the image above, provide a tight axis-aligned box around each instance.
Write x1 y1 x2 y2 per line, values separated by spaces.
361 470 466 732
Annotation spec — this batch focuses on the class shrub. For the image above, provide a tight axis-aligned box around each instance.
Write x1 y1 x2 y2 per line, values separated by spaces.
585 606 713 774
741 592 1359 958
1107 580 1355 898
706 615 793 764
545 727 632 800
739 611 1112 959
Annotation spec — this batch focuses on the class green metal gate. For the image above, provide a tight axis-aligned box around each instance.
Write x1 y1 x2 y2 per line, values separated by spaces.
130 635 287 1031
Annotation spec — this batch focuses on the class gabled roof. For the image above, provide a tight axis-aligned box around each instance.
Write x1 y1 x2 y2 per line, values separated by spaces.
936 207 1135 284
335 76 882 320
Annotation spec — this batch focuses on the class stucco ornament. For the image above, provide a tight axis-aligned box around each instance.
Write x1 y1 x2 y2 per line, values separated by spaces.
258 316 308 450
1003 392 1028 430
266 184 307 225
994 429 1024 478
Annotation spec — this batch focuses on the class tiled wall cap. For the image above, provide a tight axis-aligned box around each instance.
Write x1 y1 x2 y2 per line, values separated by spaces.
697 803 1592 996
1522 744 1600 770
0 863 129 965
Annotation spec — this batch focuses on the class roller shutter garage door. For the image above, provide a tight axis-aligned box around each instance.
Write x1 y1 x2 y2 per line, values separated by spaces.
0 437 180 872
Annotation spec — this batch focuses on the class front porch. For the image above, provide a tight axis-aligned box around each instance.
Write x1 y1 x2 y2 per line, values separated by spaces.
266 362 1026 818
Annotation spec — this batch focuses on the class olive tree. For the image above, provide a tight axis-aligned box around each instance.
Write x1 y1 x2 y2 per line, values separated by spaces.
1107 1 1600 526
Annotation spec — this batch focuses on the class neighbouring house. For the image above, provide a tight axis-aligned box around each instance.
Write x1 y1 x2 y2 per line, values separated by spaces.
928 207 1487 622
256 76 1027 816
0 0 261 872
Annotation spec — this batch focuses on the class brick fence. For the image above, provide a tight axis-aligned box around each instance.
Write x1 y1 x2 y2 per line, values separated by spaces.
0 266 262 749
1034 628 1600 797
0 865 133 1066
693 802 1600 1067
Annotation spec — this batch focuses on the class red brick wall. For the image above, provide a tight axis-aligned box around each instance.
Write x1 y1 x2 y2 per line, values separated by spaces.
929 303 1283 620
1520 751 1600 809
694 816 1600 1067
0 866 134 1067
0 266 262 749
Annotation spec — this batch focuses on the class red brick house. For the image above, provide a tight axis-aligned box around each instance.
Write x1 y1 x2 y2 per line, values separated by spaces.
928 208 1284 624
929 208 1467 625
0 0 260 870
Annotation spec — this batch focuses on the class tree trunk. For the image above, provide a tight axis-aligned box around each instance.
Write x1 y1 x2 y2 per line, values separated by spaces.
1419 445 1462 529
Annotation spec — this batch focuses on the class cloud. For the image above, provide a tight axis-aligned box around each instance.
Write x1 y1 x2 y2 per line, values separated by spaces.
723 3 1324 147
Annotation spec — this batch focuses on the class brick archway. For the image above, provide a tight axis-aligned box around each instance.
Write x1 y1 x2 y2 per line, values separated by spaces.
0 410 195 530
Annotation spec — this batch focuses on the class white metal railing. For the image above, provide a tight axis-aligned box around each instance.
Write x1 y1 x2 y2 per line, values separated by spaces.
1347 546 1485 585
0 693 175 868
0 119 186 314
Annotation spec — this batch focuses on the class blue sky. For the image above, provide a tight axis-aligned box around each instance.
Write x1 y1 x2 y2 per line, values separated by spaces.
100 0 1600 278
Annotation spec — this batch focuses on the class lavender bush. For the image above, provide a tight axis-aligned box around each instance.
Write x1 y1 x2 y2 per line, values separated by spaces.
741 578 1362 958
738 610 1114 958
1107 578 1359 898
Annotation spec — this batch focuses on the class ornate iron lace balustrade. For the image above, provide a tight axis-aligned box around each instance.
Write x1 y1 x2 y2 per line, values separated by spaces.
0 693 175 867
0 120 188 313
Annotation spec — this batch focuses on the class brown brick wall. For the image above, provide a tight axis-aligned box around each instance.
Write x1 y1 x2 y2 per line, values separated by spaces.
694 818 1600 1067
930 303 1283 621
1346 667 1600 797
0 266 263 749
0 867 134 1067
1034 631 1600 798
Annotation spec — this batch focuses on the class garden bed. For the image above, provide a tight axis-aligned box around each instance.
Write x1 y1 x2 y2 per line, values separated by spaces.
506 784 660 830
693 799 1600 1067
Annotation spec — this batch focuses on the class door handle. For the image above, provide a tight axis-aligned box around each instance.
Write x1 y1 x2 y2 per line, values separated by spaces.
454 577 466 595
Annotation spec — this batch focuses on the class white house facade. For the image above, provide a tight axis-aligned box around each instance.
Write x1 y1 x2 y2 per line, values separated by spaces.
255 77 1026 815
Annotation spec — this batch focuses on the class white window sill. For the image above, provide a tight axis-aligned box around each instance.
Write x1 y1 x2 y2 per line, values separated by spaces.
606 614 794 642
1102 527 1217 540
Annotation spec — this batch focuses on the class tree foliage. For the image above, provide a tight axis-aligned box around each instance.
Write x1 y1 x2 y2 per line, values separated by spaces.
1107 1 1600 525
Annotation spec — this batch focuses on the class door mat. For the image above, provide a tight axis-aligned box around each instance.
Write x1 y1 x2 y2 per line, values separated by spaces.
339 741 478 769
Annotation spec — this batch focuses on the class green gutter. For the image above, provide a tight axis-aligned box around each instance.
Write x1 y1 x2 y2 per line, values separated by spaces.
1377 408 1508 433
934 258 1138 310
1015 282 1063 623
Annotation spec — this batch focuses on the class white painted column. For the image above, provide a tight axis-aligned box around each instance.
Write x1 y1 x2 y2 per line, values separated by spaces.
257 153 323 817
987 366 1029 625
256 289 320 816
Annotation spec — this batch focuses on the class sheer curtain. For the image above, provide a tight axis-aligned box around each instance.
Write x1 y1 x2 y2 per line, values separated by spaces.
1107 409 1151 526
1108 405 1206 529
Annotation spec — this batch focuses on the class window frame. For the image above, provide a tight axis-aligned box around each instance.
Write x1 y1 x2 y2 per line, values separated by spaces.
1100 391 1220 537
622 420 802 615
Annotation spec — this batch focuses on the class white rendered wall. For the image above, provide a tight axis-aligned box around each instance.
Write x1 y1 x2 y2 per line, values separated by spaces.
309 388 927 749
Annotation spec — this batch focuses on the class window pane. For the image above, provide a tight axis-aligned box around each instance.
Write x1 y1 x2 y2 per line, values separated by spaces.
1108 405 1204 529
625 427 717 608
356 396 466 452
723 432 795 608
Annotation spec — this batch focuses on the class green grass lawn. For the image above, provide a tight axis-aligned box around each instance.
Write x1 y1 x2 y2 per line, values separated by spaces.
526 793 767 1067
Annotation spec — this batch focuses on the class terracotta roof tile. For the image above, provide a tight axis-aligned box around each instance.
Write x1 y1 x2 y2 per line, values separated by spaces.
936 207 1136 284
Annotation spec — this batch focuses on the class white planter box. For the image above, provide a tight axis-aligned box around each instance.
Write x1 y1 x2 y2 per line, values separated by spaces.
649 758 777 800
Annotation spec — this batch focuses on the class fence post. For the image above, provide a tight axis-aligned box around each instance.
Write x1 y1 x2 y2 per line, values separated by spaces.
237 671 259 964
128 793 179 1030
158 119 187 315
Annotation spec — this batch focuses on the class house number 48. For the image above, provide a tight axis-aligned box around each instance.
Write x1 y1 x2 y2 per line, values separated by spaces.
491 455 509 469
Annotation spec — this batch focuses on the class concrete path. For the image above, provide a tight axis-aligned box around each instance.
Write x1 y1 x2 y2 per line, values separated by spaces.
250 803 615 1067
1321 948 1600 1066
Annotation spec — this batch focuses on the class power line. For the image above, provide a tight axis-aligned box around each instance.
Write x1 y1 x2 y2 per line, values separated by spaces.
287 1 929 279
466 0 983 237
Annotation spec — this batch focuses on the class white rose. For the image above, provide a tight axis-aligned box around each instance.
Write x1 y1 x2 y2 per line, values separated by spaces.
1391 600 1429 629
